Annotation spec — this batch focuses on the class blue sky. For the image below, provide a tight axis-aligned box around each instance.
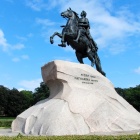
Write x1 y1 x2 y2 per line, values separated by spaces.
0 0 140 91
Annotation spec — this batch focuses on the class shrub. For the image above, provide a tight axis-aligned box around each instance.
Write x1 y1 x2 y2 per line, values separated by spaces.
0 120 12 127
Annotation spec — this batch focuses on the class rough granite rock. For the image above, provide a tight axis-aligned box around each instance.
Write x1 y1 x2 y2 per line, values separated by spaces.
12 60 140 135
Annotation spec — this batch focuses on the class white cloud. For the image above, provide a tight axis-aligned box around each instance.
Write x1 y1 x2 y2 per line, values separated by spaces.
16 36 27 42
0 29 25 53
36 18 55 28
134 67 140 74
11 43 25 50
26 0 63 11
12 57 20 62
21 55 29 60
12 55 29 62
0 29 9 51
26 0 43 11
27 33 33 37
108 44 126 54
19 78 42 91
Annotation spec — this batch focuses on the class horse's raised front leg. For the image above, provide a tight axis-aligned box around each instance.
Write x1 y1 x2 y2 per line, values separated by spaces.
50 32 62 44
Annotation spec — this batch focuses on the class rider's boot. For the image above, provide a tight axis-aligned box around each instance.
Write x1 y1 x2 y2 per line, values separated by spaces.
90 43 95 52
88 40 94 52
91 39 98 51
74 30 81 43
58 41 66 47
74 38 79 43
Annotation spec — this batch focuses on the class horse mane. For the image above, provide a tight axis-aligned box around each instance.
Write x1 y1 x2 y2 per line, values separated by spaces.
68 8 79 20
72 10 79 20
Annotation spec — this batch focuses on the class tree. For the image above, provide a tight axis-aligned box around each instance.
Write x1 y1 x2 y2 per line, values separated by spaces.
124 87 140 112
3 88 33 117
0 85 10 116
116 86 140 112
20 90 33 107
4 88 25 117
33 82 50 104
115 87 125 98
0 83 50 117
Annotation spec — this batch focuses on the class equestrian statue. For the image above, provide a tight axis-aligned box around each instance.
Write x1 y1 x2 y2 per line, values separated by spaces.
50 8 106 76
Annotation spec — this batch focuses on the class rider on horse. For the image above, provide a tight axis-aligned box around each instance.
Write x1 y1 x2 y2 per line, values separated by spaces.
74 10 98 52
50 8 106 76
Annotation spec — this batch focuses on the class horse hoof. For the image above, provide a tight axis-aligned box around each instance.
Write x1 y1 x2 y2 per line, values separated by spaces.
50 41 54 44
102 72 106 77
50 37 54 44
58 44 66 47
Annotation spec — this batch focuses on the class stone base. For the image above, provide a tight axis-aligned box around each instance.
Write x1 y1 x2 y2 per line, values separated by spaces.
12 60 140 135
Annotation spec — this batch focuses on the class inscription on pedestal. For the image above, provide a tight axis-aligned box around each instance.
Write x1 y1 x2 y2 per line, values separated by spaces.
74 73 98 84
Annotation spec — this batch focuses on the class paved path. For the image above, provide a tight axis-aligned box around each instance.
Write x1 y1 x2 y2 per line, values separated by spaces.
0 129 19 136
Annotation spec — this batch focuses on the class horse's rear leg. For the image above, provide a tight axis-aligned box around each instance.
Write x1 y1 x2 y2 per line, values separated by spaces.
87 50 95 67
95 53 106 76
76 51 84 64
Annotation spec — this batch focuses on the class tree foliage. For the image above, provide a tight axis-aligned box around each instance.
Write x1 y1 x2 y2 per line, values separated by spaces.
5 88 25 117
0 86 9 116
33 82 50 104
0 82 50 117
0 83 139 117
115 84 140 112
20 90 33 107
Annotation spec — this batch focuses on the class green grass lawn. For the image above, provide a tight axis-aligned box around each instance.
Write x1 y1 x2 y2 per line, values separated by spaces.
0 134 140 140
0 117 15 121
0 117 15 128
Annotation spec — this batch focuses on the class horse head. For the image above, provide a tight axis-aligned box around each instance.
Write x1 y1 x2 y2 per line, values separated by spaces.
61 8 79 20
61 8 73 19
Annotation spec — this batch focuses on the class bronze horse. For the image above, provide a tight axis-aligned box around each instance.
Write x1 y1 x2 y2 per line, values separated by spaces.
50 8 105 76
